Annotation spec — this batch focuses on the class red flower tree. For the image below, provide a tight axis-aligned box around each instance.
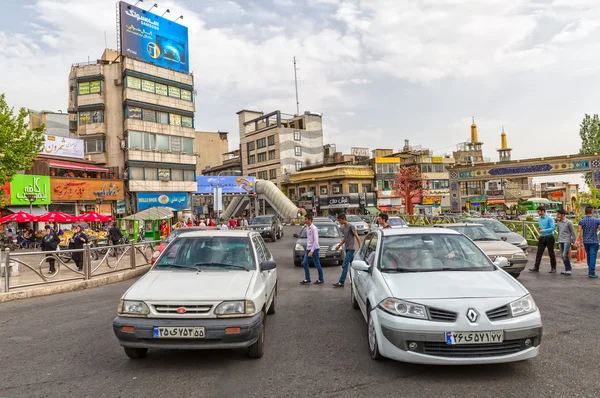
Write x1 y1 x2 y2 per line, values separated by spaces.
393 166 424 215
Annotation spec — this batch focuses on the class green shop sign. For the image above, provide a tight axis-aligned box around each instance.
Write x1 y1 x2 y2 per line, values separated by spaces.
10 175 51 205
468 196 488 202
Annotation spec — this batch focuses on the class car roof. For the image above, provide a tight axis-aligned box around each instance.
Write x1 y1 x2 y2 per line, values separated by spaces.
434 223 484 227
378 227 461 236
174 230 256 238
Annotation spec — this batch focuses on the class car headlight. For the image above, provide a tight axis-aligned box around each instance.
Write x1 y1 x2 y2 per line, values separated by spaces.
263 227 271 231
295 243 305 251
214 300 256 318
378 298 428 320
152 250 161 259
512 251 526 259
509 295 537 317
118 300 150 317
330 243 342 251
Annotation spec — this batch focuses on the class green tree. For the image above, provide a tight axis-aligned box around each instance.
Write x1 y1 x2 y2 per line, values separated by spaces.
0 94 45 188
575 187 600 213
579 113 600 185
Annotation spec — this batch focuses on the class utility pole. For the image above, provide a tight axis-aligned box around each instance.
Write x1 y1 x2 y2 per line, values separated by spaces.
293 56 300 116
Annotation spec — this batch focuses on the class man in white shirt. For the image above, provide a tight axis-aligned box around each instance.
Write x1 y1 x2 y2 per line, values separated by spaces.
199 219 206 227
300 214 324 285
219 219 229 230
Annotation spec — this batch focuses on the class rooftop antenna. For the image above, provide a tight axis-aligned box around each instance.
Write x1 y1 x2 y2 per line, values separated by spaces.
161 9 170 17
148 3 158 12
134 0 143 6
174 15 183 22
293 56 300 116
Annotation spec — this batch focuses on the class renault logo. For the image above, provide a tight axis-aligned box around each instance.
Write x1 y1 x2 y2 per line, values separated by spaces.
466 308 479 323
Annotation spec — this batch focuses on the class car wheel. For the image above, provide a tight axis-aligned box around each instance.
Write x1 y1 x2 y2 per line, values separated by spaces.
367 307 383 360
124 347 148 359
351 284 359 310
248 313 265 359
280 229 284 238
294 260 301 267
510 272 520 279
271 232 277 242
267 289 276 315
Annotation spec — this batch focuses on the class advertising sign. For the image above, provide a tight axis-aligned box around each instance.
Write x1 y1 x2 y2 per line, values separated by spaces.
41 135 84 159
116 200 127 214
50 179 124 201
10 175 51 205
195 176 255 195
422 196 441 205
137 192 189 211
431 156 443 163
351 147 369 157
119 1 190 73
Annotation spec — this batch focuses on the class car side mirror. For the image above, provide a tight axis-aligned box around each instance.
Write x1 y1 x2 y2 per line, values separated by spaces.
260 260 277 271
293 233 299 238
501 236 507 241
351 260 370 272
493 256 509 268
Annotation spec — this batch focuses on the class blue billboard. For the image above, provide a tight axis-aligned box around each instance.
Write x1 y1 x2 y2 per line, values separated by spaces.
137 192 189 211
196 176 256 195
119 1 189 73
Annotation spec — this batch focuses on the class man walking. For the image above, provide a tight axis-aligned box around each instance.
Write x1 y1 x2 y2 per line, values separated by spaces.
556 209 576 275
300 214 324 285
378 213 391 229
109 222 123 247
576 206 600 278
529 206 557 273
333 214 362 287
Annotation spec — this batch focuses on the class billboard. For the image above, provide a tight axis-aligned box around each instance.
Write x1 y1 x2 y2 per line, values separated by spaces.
41 135 84 159
119 1 189 73
195 176 255 195
10 175 51 205
50 178 124 201
137 192 189 211
351 147 369 157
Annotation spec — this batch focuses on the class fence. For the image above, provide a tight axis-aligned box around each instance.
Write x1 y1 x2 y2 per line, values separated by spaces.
1 240 160 293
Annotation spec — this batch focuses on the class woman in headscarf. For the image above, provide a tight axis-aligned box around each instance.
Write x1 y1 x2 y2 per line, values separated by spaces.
70 225 88 271
41 226 60 274
160 219 170 239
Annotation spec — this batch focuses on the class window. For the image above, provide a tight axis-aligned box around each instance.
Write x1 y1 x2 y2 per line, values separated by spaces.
362 184 372 193
168 86 181 99
126 76 142 90
294 146 302 156
125 106 190 126
171 169 183 181
295 161 302 171
170 113 181 126
269 169 277 180
268 150 276 160
130 167 144 180
420 163 447 173
248 173 256 178
142 109 156 123
427 179 449 190
247 142 255 152
141 79 155 93
182 138 194 154
129 131 142 149
349 183 359 193
320 185 328 195
248 154 256 165
157 112 169 124
332 184 342 194
155 83 168 96
376 163 400 174
85 139 104 153
143 132 155 150
170 136 182 152
184 169 195 181
364 234 379 265
258 171 268 179
294 130 301 141
256 138 266 149
268 135 275 146
145 168 158 180
78 82 90 95
257 152 266 162
79 110 104 125
181 116 193 128
126 106 142 120
78 81 101 95
181 89 192 101
157 134 169 151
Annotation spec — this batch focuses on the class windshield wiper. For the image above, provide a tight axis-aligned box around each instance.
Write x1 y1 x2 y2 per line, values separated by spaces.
380 268 418 273
420 267 485 272
473 238 499 241
194 262 250 271
155 264 202 272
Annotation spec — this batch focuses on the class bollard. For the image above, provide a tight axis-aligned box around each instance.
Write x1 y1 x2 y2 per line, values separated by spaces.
84 243 91 280
130 240 136 269
3 248 10 293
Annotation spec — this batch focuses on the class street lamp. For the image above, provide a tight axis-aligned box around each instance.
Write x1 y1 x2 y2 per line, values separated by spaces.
24 193 36 229
215 170 241 221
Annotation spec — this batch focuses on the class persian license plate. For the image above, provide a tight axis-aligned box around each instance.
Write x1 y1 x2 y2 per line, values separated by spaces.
446 331 503 345
153 326 205 339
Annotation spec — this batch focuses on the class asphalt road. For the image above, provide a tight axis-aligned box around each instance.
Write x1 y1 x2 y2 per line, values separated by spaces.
2 226 600 398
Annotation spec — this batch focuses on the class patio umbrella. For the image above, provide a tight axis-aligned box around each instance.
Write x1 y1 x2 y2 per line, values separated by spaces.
0 211 37 223
38 211 76 223
76 211 112 222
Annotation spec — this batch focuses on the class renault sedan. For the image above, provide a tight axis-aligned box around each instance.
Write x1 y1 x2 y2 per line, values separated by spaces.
350 228 542 365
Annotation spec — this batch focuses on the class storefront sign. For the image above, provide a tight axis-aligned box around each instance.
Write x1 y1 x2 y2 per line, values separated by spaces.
10 175 51 205
137 192 189 210
468 196 487 202
41 135 84 159
375 157 400 164
431 156 443 163
318 193 376 209
377 198 391 206
422 196 441 205
50 178 124 201
328 195 350 207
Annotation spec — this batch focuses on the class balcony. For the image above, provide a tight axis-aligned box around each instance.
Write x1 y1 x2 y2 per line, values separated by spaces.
85 152 108 165
126 149 196 165
123 119 195 137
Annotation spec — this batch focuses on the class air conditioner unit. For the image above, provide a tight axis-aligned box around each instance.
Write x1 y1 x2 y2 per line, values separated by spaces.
114 78 122 86
333 186 340 193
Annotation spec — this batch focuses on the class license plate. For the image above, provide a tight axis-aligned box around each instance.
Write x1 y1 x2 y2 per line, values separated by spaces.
446 331 503 345
153 326 205 339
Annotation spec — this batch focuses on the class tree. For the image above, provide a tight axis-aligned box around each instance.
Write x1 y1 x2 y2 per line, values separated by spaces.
0 94 45 187
579 114 600 185
575 187 600 213
392 165 423 215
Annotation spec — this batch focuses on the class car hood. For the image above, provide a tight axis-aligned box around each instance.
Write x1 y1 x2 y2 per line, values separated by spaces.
249 224 270 228
382 271 525 300
350 221 368 227
473 240 524 255
124 270 255 301
496 232 527 245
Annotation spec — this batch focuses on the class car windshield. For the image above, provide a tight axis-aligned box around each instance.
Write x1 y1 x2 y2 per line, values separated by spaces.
379 234 494 272
388 218 406 227
478 220 511 233
252 216 271 224
164 229 183 243
346 215 363 222
299 224 340 238
154 236 256 270
448 225 501 241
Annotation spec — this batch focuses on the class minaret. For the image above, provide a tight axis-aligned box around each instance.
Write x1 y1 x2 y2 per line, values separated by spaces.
497 126 512 162
467 117 483 151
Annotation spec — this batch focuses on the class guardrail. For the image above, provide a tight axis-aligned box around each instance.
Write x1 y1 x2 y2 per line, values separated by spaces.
1 240 160 293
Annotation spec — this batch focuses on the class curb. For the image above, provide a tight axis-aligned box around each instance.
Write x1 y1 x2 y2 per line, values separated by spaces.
0 265 151 303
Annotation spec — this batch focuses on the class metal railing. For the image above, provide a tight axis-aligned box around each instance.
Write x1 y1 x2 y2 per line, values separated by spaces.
1 240 159 293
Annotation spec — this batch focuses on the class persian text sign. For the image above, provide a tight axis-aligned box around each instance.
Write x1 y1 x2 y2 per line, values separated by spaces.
10 175 51 205
137 192 189 210
195 176 255 194
41 135 84 159
50 178 124 201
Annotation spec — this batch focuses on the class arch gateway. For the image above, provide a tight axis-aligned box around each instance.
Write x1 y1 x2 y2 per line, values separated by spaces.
448 153 600 212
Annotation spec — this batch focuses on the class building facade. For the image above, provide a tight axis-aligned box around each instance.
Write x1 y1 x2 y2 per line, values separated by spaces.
195 131 229 175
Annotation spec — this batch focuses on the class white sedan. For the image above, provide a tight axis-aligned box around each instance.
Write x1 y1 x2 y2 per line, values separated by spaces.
350 227 542 365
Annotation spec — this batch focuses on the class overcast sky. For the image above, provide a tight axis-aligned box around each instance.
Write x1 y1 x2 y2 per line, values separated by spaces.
1 0 597 185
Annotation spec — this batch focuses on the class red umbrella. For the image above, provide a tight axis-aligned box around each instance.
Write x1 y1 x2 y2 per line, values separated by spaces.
38 211 76 223
76 211 112 222
0 211 37 223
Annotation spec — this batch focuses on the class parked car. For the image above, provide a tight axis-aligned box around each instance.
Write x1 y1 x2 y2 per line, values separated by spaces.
151 226 217 263
434 223 528 278
350 227 542 364
313 217 335 223
518 210 539 221
459 219 528 251
293 222 345 266
369 216 408 231
113 230 277 360
345 215 370 235
248 215 283 242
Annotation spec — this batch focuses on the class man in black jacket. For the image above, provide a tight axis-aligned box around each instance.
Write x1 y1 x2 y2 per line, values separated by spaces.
41 226 60 274
109 223 123 246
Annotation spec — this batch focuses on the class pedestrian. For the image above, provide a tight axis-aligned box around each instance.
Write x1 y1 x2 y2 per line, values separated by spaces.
300 214 324 285
70 225 88 271
529 206 557 273
229 217 237 230
159 219 170 239
378 213 391 229
208 218 215 227
41 226 60 274
237 216 242 229
556 209 576 275
241 216 249 230
333 214 362 287
575 206 600 279
199 219 206 227
219 219 229 230
187 218 193 227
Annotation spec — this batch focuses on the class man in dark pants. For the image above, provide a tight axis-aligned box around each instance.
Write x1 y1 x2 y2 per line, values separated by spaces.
575 206 600 278
41 226 60 274
333 214 362 287
530 206 557 273
109 222 123 246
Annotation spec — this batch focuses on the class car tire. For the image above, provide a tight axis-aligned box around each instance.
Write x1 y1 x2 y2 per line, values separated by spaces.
351 284 359 310
248 313 265 359
367 306 383 360
124 347 148 359
510 272 520 279
267 289 276 315
280 229 284 238
294 260 302 267
271 233 277 243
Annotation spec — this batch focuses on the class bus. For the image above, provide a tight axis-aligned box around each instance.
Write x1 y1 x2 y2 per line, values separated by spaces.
520 197 563 212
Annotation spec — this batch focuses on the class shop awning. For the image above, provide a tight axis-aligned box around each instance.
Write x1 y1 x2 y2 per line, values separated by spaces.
487 199 505 205
123 206 176 221
364 207 379 214
6 206 48 216
48 160 109 173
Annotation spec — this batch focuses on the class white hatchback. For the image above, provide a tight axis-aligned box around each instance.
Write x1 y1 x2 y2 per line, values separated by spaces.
350 228 542 365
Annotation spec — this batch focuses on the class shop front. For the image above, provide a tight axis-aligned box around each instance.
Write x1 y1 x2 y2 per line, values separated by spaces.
137 192 191 220
49 178 125 216
5 174 51 215
316 193 376 216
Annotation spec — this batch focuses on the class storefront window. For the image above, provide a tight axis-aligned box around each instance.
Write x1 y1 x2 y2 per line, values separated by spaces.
141 79 155 93
168 86 181 99
155 83 168 96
